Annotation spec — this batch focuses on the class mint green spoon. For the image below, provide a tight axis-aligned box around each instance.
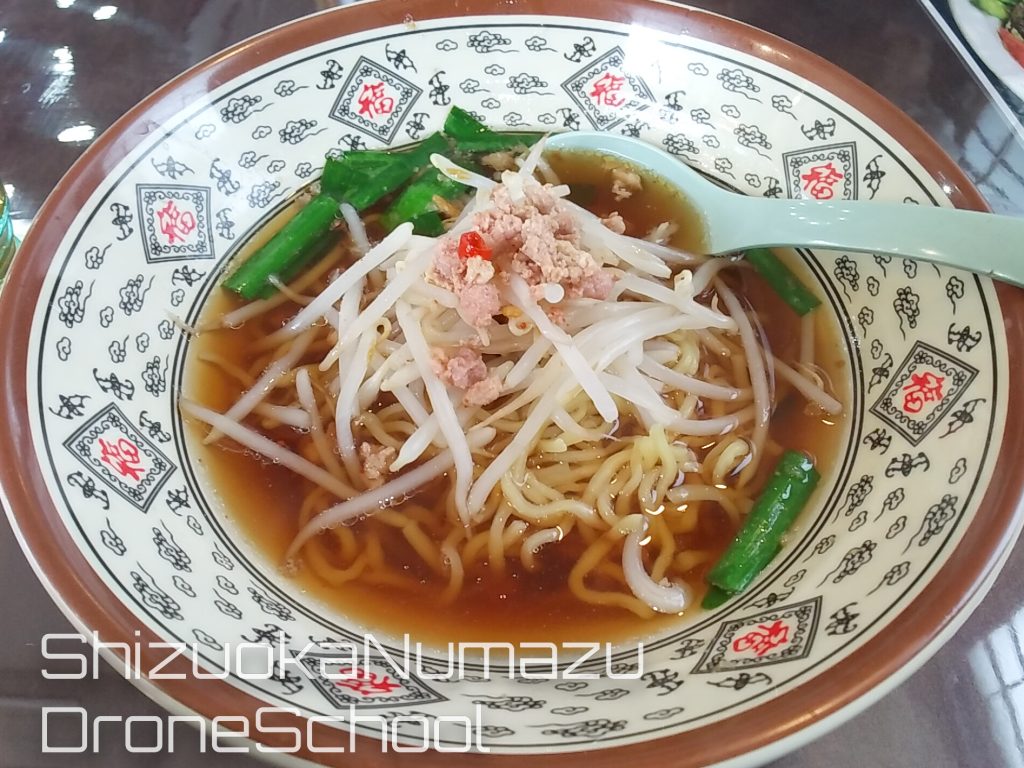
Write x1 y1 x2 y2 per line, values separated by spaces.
546 131 1024 286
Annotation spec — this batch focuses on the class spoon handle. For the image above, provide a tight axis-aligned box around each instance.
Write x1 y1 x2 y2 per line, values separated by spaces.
715 195 1024 288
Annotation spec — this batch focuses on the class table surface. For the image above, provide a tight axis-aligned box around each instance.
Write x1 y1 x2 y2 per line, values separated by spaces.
3 1 1024 766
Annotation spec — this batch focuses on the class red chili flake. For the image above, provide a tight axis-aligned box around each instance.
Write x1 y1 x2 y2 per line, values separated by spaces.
458 231 492 261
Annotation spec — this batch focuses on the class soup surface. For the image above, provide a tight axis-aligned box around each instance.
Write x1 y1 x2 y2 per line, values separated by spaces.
185 150 845 645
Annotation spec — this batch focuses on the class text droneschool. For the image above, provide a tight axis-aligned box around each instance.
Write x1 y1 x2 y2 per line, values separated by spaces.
39 632 646 755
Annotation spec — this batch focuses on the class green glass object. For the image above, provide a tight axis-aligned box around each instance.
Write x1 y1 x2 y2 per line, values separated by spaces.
0 184 16 286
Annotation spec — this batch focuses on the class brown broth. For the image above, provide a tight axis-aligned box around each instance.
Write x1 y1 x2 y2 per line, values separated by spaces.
545 149 708 252
185 153 846 647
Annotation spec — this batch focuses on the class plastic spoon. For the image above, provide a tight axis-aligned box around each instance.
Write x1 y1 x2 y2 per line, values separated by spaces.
545 131 1024 287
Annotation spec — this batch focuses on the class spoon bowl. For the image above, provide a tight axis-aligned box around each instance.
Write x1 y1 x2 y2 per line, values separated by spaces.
546 130 1024 287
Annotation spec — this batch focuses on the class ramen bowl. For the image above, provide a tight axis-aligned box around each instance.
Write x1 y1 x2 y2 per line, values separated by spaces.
2 1 1023 766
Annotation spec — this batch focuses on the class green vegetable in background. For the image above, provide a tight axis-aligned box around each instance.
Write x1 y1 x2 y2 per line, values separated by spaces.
972 0 1014 21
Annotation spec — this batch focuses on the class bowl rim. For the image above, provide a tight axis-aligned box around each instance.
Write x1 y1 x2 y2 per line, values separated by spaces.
3 0 1024 765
